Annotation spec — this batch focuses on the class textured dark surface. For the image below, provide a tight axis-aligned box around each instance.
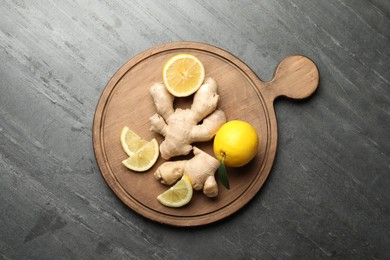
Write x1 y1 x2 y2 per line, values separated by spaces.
1 0 389 259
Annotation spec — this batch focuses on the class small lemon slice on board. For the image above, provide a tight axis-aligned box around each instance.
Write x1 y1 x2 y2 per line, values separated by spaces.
122 139 159 172
120 126 148 157
157 175 193 207
162 53 205 97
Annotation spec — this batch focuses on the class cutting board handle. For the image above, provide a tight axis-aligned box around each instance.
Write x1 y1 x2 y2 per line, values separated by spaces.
263 55 319 102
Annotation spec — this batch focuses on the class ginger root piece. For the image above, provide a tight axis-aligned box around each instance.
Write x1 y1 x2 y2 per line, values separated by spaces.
154 147 220 197
150 77 226 160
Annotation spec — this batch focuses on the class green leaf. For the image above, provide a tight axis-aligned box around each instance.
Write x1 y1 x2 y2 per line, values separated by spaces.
218 154 230 189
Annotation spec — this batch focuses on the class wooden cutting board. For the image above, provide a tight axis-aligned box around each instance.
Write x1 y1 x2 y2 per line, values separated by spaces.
92 42 319 227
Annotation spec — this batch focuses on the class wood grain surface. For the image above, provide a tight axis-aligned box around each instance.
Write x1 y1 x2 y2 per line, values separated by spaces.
1 0 389 259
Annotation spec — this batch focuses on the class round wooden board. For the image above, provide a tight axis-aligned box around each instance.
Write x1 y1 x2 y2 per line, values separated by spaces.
92 42 319 227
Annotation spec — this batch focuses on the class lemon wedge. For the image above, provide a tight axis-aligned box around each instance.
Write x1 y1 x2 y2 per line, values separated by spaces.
162 53 205 97
122 139 159 172
157 175 193 207
120 126 148 157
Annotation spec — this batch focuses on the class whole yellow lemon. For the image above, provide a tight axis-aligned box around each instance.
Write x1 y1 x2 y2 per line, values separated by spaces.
213 120 259 167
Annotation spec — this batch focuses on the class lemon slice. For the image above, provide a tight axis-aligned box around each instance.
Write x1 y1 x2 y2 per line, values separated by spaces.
162 53 205 97
157 175 193 207
122 139 159 172
120 126 148 156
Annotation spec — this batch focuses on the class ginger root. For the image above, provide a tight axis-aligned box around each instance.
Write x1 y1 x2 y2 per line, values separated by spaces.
154 147 220 197
150 77 226 160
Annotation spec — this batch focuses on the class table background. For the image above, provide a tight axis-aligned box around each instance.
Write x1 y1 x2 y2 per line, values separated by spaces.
1 1 389 259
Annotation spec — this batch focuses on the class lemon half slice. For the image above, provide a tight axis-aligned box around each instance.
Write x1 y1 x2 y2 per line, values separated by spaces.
122 139 159 172
120 126 148 157
157 175 193 207
162 53 205 97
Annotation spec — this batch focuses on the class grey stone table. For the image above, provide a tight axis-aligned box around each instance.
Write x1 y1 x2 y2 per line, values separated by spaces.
1 1 389 259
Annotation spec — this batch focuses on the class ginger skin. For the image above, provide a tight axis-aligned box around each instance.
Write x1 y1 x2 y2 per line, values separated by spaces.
154 147 220 197
150 77 226 160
